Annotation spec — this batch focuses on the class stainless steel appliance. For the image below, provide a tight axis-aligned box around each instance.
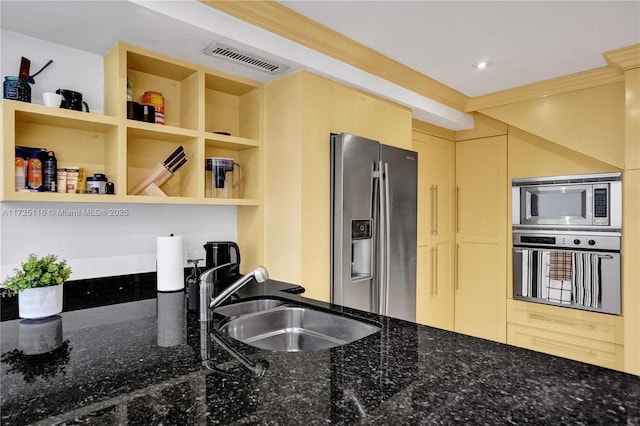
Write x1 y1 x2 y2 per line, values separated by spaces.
512 172 621 230
203 241 241 288
330 133 417 321
512 230 621 315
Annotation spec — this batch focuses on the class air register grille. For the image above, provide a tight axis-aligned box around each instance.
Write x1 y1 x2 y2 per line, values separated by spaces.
202 43 288 75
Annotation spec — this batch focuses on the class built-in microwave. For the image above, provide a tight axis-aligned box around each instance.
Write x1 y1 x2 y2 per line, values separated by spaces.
512 172 622 230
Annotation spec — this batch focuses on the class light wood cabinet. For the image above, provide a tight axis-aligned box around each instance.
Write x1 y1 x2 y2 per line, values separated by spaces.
507 299 624 369
454 136 508 343
1 42 265 270
413 130 455 330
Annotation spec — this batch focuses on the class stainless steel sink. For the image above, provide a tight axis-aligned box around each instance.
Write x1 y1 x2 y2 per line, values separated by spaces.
218 305 380 352
213 298 286 317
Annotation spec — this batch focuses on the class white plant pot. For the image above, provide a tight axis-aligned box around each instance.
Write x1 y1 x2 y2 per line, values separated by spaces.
18 285 64 319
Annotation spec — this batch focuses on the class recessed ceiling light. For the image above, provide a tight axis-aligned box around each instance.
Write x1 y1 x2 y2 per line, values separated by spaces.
473 60 492 70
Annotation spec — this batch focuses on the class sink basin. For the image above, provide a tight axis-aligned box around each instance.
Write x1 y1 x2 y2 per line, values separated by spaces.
213 298 286 317
218 306 380 352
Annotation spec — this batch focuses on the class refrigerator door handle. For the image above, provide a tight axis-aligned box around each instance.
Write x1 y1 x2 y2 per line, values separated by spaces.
372 165 381 314
377 160 387 315
384 162 391 315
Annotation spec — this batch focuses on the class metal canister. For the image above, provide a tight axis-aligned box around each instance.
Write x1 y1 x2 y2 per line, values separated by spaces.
141 91 164 125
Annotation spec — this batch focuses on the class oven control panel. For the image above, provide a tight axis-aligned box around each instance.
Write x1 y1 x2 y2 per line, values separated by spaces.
513 232 620 251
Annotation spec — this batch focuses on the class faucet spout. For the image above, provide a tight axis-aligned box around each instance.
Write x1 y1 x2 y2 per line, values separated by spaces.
199 263 234 321
209 265 269 311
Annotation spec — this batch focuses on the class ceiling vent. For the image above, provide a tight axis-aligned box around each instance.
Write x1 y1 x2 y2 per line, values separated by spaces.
202 43 288 75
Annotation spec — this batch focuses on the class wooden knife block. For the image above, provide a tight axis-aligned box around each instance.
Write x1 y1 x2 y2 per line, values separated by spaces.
129 163 173 196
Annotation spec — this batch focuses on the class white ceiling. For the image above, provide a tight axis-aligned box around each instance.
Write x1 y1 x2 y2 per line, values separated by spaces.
280 0 640 97
1 0 638 128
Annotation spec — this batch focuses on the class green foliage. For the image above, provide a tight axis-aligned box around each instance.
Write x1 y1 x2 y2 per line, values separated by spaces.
1 254 71 296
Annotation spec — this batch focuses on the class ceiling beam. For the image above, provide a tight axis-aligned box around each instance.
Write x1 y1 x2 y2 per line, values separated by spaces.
200 0 469 112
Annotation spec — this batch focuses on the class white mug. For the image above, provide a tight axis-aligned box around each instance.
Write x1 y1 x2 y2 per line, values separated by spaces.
43 92 63 107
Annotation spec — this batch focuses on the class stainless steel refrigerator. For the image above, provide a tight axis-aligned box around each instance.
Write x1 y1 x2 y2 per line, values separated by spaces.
330 133 417 322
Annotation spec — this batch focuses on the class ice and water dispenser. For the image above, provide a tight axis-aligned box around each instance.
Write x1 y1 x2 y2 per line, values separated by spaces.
351 219 373 281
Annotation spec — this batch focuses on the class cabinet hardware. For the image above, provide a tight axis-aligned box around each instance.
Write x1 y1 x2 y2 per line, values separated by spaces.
528 313 595 328
455 244 460 290
430 185 438 235
430 247 438 296
456 186 460 233
532 337 596 356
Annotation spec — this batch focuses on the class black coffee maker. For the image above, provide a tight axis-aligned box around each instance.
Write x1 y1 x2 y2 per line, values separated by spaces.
203 241 241 289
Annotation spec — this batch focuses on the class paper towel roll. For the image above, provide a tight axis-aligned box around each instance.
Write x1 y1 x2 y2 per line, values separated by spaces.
157 235 185 292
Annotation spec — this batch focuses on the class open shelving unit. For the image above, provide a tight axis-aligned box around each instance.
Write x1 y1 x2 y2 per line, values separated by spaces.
2 42 263 206
1 41 265 269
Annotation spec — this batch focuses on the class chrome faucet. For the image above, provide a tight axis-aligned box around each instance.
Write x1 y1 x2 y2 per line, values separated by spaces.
209 265 269 310
198 264 269 321
198 262 234 321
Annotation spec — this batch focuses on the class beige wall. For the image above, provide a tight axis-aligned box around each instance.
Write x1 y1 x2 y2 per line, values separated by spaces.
508 127 621 178
480 82 626 168
623 68 640 375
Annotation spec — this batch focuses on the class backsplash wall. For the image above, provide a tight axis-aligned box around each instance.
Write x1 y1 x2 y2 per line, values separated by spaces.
1 30 104 112
1 32 239 282
0 202 237 281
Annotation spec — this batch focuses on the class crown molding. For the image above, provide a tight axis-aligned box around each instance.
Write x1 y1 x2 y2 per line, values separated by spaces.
199 1 636 119
466 67 624 112
200 0 469 112
468 45 639 112
604 43 640 73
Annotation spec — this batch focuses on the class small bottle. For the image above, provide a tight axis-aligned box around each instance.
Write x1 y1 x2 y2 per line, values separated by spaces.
15 155 26 191
43 151 57 192
56 168 67 193
186 259 202 313
27 151 42 191
127 77 133 101
66 166 79 193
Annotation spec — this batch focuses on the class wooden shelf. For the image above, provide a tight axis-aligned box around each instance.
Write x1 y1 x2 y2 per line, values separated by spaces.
3 42 263 207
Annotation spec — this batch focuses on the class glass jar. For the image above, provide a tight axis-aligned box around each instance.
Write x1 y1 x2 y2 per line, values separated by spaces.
3 76 31 102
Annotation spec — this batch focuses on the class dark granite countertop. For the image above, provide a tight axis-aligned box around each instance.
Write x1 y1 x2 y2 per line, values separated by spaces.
1 274 639 425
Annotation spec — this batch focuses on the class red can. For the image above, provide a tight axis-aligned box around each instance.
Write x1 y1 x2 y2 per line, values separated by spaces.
141 91 164 125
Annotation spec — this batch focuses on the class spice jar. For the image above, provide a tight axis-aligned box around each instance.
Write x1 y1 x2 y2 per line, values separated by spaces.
3 76 31 102
141 91 164 125
86 173 108 194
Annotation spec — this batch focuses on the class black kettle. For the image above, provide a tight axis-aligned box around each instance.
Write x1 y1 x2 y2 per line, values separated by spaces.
203 241 241 285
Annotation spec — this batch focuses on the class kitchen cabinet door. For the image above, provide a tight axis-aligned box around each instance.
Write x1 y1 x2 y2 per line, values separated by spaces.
454 136 507 343
413 132 455 330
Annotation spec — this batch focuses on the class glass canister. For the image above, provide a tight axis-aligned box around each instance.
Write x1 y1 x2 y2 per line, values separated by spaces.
4 76 31 102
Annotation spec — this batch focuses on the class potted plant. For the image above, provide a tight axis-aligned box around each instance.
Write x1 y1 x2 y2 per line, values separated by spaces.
1 253 71 319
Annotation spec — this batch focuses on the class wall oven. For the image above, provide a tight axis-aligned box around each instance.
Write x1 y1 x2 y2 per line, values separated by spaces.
512 172 622 315
512 172 621 230
512 231 621 315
